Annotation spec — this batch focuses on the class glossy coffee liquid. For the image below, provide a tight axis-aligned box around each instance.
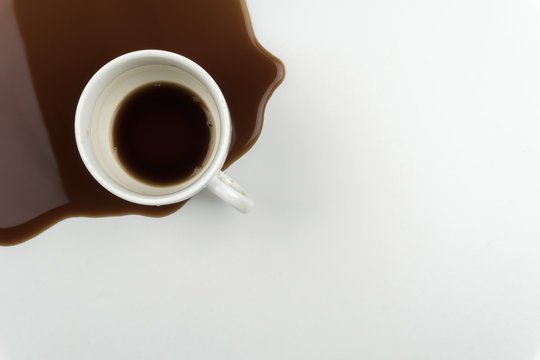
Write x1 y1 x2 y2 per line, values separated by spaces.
0 0 284 245
113 82 214 186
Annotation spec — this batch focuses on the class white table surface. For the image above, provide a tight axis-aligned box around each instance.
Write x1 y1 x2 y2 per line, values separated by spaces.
2 0 540 359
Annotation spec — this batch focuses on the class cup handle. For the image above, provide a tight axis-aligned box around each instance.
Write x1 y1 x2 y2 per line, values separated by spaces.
206 171 254 213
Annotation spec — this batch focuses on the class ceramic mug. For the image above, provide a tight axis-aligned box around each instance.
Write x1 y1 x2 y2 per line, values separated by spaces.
75 50 253 212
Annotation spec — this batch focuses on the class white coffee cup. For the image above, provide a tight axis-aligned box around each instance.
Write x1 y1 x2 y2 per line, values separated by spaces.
75 50 254 212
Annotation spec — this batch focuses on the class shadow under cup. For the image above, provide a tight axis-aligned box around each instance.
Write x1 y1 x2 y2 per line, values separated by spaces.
75 51 231 206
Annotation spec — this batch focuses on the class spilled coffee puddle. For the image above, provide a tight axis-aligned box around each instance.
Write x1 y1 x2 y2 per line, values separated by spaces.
0 0 284 245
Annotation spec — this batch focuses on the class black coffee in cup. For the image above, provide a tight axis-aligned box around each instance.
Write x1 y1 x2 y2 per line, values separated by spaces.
112 82 215 186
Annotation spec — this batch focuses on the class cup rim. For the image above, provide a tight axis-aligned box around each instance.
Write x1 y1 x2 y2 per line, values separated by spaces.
75 49 231 206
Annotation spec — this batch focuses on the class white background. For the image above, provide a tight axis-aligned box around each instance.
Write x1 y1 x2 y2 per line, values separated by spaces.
2 0 540 359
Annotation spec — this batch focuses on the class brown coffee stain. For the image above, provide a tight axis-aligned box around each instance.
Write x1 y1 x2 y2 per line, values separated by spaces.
0 0 284 245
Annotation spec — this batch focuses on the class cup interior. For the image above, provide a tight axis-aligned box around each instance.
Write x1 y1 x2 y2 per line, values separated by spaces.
75 50 230 205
